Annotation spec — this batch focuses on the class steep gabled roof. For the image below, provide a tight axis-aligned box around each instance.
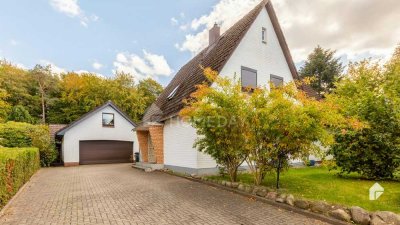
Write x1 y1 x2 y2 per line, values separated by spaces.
142 0 317 123
56 101 136 136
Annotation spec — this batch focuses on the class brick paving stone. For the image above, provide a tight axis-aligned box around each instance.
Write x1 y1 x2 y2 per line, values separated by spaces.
0 164 330 225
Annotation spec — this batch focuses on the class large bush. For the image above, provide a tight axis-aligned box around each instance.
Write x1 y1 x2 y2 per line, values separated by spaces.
0 122 57 166
0 147 40 208
328 50 400 179
332 129 400 179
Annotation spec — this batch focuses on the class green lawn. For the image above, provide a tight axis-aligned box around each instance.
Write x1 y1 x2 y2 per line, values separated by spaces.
208 167 400 213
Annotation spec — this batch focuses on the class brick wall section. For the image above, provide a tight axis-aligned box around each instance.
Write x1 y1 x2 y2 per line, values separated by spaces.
64 162 79 167
137 131 149 162
149 125 164 164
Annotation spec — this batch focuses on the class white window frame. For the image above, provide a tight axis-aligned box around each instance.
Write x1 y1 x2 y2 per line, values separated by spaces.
262 27 267 44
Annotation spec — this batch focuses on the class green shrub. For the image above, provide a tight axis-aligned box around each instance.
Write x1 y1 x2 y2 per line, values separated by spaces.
0 147 40 208
0 122 57 166
0 122 32 147
330 129 400 179
7 105 34 123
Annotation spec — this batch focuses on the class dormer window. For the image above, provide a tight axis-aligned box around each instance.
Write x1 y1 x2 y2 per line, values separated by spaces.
167 85 180 100
262 27 267 44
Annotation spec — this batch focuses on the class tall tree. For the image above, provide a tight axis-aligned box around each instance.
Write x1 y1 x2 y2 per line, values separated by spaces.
0 60 39 119
137 78 163 109
0 59 163 124
55 71 161 123
299 46 343 96
30 65 58 123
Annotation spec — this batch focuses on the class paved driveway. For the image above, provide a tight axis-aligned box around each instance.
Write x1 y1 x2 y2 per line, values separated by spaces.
0 164 329 225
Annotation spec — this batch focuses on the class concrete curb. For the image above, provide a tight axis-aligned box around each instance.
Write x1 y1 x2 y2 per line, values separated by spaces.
0 169 41 218
163 171 349 225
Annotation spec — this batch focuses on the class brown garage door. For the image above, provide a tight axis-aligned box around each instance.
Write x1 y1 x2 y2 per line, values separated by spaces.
79 140 133 165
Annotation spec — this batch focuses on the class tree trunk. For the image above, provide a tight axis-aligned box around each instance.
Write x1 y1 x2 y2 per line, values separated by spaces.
276 156 281 189
276 151 284 189
228 166 238 182
41 91 45 124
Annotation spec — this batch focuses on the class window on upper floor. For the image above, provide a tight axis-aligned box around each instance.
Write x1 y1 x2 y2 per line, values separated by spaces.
102 113 114 127
241 66 257 90
262 27 267 44
270 75 284 88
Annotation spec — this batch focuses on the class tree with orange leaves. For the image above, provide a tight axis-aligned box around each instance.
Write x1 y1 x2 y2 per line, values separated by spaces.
181 68 355 186
180 68 251 182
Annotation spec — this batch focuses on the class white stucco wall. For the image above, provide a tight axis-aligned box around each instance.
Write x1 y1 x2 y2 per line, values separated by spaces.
197 151 217 168
62 105 138 163
163 117 217 169
219 7 294 86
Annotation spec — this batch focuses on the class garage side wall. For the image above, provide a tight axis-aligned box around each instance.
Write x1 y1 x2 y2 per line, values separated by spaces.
62 106 138 164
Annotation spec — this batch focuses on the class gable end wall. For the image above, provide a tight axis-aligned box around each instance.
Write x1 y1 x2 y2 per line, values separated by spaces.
219 7 293 87
62 105 138 163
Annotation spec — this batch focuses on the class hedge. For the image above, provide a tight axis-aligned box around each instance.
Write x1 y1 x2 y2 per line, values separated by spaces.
0 147 40 208
0 122 57 166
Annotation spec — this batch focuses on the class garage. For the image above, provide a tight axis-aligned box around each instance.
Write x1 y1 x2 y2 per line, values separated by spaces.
79 140 133 165
55 101 139 166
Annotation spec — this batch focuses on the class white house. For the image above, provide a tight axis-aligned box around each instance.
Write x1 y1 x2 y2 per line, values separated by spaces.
56 101 139 166
135 0 318 174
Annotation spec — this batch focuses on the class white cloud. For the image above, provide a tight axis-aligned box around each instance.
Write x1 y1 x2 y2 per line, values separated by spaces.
75 69 105 78
176 0 400 64
16 63 27 70
273 0 400 63
170 17 179 26
50 0 80 17
171 12 188 30
50 0 98 27
113 50 173 81
92 62 103 70
179 24 188 31
40 60 67 74
176 0 259 54
40 60 106 77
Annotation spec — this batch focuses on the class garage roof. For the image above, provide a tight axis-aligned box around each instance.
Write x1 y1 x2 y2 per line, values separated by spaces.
56 101 137 136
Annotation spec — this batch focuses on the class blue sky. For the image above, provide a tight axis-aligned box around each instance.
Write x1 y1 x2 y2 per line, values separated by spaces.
0 0 219 85
1 0 399 86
